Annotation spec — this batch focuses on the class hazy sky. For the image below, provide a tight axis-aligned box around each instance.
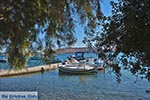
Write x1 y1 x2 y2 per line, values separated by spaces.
73 0 112 47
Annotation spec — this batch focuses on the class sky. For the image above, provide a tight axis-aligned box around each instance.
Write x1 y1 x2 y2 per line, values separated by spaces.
73 0 112 47
0 1 112 53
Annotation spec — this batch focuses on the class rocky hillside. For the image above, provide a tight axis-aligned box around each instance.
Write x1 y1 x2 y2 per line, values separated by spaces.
55 47 89 54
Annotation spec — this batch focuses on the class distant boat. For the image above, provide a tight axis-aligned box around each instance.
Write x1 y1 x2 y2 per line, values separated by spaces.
58 63 97 74
68 51 85 61
0 55 7 63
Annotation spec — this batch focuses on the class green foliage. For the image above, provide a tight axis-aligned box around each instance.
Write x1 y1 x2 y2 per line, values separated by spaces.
101 0 150 52
94 0 150 81
0 0 103 69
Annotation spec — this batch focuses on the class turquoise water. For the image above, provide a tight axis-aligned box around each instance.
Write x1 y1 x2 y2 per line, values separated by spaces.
0 53 97 70
0 53 150 100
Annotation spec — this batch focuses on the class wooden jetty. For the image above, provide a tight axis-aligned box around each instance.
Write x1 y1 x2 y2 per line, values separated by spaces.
0 63 60 77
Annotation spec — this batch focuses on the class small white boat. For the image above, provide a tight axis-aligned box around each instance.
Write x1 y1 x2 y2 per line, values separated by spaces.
0 55 8 63
58 63 97 74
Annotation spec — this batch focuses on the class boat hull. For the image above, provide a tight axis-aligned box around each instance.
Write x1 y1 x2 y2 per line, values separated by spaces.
0 59 7 63
58 64 97 75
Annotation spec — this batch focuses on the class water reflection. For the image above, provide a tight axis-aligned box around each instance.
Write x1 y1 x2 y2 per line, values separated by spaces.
59 74 98 85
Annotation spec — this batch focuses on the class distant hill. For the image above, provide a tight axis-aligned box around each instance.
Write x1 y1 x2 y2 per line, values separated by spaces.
55 47 90 54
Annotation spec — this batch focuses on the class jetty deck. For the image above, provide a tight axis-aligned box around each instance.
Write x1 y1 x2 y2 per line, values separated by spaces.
0 63 60 77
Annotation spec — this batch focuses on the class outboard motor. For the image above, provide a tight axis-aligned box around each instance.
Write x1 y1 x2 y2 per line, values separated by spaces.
62 61 66 65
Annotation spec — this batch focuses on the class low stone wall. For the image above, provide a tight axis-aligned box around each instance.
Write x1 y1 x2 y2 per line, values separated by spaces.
0 63 60 77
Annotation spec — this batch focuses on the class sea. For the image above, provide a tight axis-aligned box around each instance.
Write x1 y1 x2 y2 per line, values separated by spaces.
0 52 150 100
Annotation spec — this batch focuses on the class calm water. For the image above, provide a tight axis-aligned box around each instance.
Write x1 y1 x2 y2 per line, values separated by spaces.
0 53 150 100
0 68 150 100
